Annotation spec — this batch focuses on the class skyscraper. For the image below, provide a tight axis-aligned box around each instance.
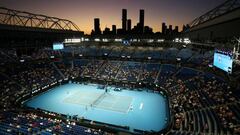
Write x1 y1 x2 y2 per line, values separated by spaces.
122 9 127 32
94 18 101 35
169 25 173 35
182 25 186 32
112 25 116 35
103 27 111 35
174 26 179 33
139 9 144 34
162 22 167 35
169 25 172 31
127 19 131 32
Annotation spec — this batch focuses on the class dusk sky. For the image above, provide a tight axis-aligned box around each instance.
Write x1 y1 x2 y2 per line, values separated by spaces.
1 0 226 34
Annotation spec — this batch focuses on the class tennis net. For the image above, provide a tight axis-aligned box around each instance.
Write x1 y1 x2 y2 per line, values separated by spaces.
91 92 107 106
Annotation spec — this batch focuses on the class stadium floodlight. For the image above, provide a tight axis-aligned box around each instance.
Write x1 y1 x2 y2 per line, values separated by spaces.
102 39 109 42
94 38 101 42
65 39 70 43
179 39 183 43
132 39 137 42
73 38 81 43
147 39 154 43
173 38 178 42
64 38 81 43
183 38 191 44
115 38 122 42
157 39 164 42
84 38 90 41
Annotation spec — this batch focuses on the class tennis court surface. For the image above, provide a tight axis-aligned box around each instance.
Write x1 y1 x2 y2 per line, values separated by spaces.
24 83 169 132
63 90 133 113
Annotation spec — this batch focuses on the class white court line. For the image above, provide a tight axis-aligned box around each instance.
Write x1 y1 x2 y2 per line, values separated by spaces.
90 93 133 114
80 108 88 117
110 95 118 109
127 98 134 113
109 96 129 114
139 103 144 110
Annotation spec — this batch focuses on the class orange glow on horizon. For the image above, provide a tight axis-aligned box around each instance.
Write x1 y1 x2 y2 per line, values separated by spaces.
1 0 224 35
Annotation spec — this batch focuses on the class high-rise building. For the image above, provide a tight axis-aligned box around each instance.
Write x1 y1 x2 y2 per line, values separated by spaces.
94 18 101 35
169 25 173 35
144 26 153 34
103 27 111 35
139 9 144 34
174 26 179 33
122 9 127 32
182 25 186 32
127 19 131 32
162 22 167 35
112 25 116 35
169 25 172 31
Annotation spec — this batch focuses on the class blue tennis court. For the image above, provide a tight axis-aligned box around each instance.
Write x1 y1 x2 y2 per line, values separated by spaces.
24 83 169 132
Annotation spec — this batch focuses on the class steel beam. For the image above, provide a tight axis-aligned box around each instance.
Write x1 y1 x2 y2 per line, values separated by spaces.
187 0 240 30
0 7 80 31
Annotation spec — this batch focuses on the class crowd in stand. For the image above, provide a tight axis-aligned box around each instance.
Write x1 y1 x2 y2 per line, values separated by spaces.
0 47 240 135
167 74 240 134
0 110 110 135
96 61 122 80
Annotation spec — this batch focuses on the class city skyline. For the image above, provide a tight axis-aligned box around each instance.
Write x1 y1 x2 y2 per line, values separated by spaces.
1 0 226 34
92 9 180 36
